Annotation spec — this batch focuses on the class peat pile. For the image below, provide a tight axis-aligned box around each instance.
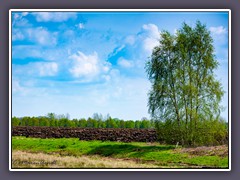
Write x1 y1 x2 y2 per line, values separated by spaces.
12 126 157 142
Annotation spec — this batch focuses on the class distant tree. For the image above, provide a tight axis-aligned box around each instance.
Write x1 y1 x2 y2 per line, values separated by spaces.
32 117 39 126
87 118 98 128
141 117 148 121
105 117 117 128
39 116 50 127
72 119 79 127
140 119 151 129
58 118 69 127
134 120 141 129
92 113 103 121
47 113 57 127
12 117 20 126
125 120 135 128
119 120 125 128
79 118 87 128
21 116 32 126
101 121 107 128
113 118 120 128
104 113 111 121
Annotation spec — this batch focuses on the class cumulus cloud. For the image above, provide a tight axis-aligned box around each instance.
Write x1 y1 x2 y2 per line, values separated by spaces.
13 62 58 77
26 27 57 46
12 12 30 27
12 45 43 59
12 79 24 93
34 12 77 22
37 62 58 76
69 51 99 78
107 23 161 70
141 24 160 53
209 26 227 35
142 24 160 39
117 57 134 68
12 29 25 41
69 51 111 79
22 12 29 16
125 35 135 45
143 37 159 53
209 26 228 45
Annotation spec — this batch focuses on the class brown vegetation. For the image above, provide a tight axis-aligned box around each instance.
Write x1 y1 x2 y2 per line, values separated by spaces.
12 150 160 168
12 126 157 142
174 145 228 157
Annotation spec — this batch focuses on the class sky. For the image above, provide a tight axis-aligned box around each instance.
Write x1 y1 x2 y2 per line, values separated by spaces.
11 11 229 121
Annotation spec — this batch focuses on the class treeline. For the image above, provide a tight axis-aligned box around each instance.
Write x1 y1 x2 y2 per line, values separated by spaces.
12 113 155 129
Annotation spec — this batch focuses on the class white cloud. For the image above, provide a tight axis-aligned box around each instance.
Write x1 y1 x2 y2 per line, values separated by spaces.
12 29 25 41
209 26 227 35
22 12 29 16
13 62 58 77
173 28 178 35
26 27 57 46
89 76 151 119
34 12 77 22
12 45 43 59
12 17 57 45
13 13 20 20
69 51 99 78
209 26 228 45
37 62 58 76
102 75 111 82
107 24 160 70
139 24 160 54
125 35 135 45
12 80 24 93
69 51 111 79
64 30 75 37
141 24 160 53
110 45 125 57
12 79 32 96
77 23 84 29
117 57 134 68
143 37 159 53
142 24 160 39
12 13 30 27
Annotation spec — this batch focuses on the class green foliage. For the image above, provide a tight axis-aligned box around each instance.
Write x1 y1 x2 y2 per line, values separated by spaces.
12 117 20 126
105 117 117 128
146 21 227 146
78 118 87 128
125 120 135 128
87 118 98 128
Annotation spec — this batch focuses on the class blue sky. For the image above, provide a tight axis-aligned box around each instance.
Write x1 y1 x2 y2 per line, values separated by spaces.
11 11 229 120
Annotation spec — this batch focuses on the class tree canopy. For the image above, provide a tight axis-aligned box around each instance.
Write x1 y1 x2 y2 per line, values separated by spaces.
145 21 226 146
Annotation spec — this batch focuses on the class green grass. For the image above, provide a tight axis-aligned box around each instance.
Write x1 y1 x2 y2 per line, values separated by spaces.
12 136 228 168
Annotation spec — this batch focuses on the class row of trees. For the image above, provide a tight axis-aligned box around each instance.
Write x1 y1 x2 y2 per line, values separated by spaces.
12 113 155 129
146 21 228 146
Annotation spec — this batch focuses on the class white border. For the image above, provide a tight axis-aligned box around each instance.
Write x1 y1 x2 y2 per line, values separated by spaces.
9 9 231 172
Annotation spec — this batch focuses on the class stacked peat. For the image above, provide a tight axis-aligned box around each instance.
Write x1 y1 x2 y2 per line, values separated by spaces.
12 126 157 142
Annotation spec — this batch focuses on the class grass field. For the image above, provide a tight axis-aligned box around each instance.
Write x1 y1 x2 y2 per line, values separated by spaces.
11 136 228 169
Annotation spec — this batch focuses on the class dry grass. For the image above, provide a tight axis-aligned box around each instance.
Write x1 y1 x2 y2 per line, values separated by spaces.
12 150 160 168
173 145 228 157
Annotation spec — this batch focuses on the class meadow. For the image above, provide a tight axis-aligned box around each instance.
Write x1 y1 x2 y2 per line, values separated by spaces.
12 136 228 169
